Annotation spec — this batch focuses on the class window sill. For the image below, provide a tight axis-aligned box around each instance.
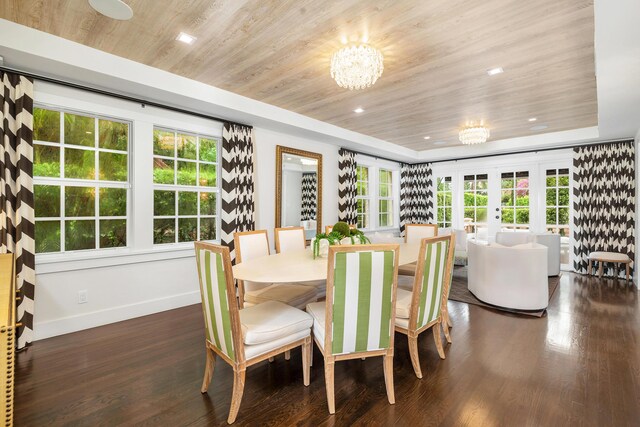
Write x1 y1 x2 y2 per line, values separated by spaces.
36 242 218 274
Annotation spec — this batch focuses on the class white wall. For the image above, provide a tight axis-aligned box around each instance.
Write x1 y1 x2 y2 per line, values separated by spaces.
281 169 303 226
33 83 341 340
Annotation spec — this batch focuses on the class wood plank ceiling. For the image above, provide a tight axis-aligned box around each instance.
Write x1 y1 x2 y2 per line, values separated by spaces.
0 0 597 151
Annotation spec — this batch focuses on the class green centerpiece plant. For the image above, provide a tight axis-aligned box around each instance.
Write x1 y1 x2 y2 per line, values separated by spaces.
313 221 371 258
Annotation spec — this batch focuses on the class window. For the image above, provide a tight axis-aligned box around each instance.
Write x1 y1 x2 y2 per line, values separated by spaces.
436 176 452 229
500 171 530 230
463 174 488 239
546 168 570 264
33 107 129 253
355 165 370 229
378 169 393 227
153 128 219 244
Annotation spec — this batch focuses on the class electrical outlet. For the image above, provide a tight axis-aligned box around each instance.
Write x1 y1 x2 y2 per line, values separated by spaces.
78 290 88 304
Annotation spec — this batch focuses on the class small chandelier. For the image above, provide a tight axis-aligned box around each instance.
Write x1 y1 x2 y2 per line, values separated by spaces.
459 124 490 145
330 44 384 90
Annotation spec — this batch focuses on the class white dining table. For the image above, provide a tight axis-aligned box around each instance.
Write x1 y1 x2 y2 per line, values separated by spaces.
232 242 421 283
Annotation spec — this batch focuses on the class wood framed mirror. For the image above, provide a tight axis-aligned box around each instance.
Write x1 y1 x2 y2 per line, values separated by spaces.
275 145 323 239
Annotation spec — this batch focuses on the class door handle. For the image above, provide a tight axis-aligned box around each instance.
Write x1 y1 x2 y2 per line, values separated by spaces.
495 215 500 219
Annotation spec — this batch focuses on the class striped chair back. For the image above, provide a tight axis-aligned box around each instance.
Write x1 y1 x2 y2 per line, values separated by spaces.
326 244 399 355
194 242 242 363
410 235 453 330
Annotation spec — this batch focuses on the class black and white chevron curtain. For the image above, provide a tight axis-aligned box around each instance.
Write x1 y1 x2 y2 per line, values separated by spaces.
300 172 317 221
399 163 434 236
221 122 255 263
573 141 635 277
1 72 35 349
338 148 357 224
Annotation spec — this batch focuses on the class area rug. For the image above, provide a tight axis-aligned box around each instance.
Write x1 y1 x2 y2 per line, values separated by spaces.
448 267 561 317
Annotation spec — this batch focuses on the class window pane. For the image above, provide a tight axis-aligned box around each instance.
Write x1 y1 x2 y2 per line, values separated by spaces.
35 220 61 253
437 208 445 222
100 219 127 248
463 179 474 191
199 163 216 187
154 218 175 244
501 208 514 224
558 207 569 224
558 188 569 206
501 176 514 189
379 199 388 214
34 145 60 177
178 191 198 215
34 108 60 143
464 193 475 206
154 190 175 216
515 190 529 206
99 188 127 217
199 138 217 162
99 120 128 151
516 208 529 224
65 186 95 217
546 208 557 224
464 208 475 221
444 208 452 222
65 148 95 179
546 176 557 186
357 214 368 229
35 185 60 217
153 158 174 184
476 191 488 206
65 220 96 250
177 161 197 185
546 188 557 206
476 208 487 223
99 152 127 181
177 134 197 160
558 174 570 186
178 218 197 242
501 190 513 206
200 192 216 215
200 217 217 241
153 129 175 156
64 113 94 147
379 213 389 227
476 178 488 190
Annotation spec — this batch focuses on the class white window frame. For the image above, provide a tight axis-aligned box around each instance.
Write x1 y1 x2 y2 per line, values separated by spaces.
499 170 531 231
355 164 370 230
435 175 453 229
152 127 221 246
355 157 400 232
378 168 394 228
33 105 131 255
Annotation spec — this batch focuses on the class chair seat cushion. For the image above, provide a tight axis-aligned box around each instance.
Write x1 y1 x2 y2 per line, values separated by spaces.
240 300 313 345
245 283 317 309
588 251 631 262
305 302 327 350
398 262 417 276
395 288 413 319
245 329 310 360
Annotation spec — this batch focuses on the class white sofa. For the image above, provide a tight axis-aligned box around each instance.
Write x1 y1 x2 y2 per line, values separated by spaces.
495 231 561 276
467 241 549 311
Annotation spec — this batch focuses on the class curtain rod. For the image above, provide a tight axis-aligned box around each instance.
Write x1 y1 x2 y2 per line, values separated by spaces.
0 65 253 129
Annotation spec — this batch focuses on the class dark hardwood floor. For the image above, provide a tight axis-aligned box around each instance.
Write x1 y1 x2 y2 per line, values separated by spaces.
14 273 640 426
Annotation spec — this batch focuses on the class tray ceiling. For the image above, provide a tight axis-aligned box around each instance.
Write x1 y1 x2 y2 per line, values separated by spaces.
0 0 597 151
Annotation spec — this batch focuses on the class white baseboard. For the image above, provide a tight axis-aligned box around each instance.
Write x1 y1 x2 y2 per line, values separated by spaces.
33 290 201 341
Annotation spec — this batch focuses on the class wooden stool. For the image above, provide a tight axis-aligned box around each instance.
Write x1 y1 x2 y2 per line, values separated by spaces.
588 251 631 281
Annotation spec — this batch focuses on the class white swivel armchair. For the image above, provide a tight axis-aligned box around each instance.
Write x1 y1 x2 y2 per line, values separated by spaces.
467 241 549 311
495 231 561 276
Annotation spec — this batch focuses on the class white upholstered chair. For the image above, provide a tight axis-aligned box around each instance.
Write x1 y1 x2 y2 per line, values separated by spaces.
394 234 455 378
398 223 439 276
274 227 326 298
495 231 535 246
234 230 317 309
306 244 400 414
195 242 313 424
467 241 549 310
495 231 561 276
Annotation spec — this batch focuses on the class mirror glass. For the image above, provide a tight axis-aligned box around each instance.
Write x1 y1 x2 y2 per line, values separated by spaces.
277 147 322 239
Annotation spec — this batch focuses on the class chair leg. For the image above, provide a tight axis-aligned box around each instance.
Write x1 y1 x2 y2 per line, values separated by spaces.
268 357 274 363
408 335 422 379
588 259 592 275
598 262 603 278
200 346 216 393
324 360 336 414
227 369 246 424
285 350 291 361
302 338 311 386
433 323 445 359
383 354 395 405
442 321 452 344
626 263 630 282
445 307 453 328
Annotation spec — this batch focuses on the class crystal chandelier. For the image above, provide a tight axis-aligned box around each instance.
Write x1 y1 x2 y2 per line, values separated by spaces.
330 44 384 90
459 125 490 145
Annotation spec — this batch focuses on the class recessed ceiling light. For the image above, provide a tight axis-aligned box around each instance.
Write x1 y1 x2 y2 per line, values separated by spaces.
433 141 447 145
88 0 133 20
176 32 197 44
530 125 549 131
487 67 504 76
354 107 364 113
528 117 537 122
423 136 431 140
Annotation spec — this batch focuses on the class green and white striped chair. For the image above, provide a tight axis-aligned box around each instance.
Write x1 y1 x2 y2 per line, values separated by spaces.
195 242 313 424
306 244 400 414
394 234 455 378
